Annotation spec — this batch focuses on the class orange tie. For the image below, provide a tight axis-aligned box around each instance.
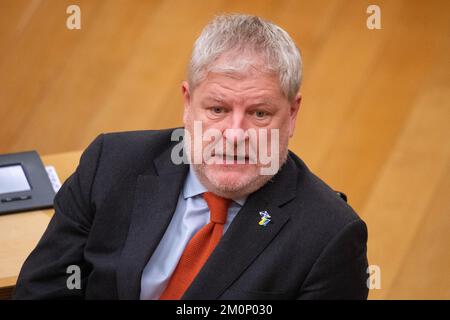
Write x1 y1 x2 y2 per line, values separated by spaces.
159 192 231 300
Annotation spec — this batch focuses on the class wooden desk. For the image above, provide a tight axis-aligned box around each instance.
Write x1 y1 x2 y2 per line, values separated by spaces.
0 151 81 299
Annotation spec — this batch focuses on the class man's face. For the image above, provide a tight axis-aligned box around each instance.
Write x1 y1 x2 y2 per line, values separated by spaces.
182 61 301 199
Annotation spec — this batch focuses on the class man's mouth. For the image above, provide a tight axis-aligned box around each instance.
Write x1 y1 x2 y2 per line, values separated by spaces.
212 154 252 164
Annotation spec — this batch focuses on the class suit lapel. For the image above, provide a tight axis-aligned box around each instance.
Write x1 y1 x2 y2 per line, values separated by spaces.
117 146 188 299
182 156 299 299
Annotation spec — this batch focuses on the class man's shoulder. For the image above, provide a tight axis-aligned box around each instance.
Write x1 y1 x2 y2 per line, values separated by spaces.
80 128 182 177
101 128 179 150
286 151 364 235
101 127 180 158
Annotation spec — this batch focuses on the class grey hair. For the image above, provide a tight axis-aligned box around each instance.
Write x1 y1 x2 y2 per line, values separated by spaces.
188 14 302 101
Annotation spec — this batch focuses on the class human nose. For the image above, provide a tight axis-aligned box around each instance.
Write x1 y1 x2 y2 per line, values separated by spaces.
223 111 248 144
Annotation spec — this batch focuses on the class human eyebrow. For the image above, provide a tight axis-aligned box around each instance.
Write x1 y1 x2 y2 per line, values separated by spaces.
248 102 270 108
202 97 230 108
203 97 226 103
247 99 276 108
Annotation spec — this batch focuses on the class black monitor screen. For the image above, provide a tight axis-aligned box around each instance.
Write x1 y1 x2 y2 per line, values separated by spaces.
0 165 31 194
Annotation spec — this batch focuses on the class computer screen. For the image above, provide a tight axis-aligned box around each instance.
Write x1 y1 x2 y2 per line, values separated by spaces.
0 165 31 194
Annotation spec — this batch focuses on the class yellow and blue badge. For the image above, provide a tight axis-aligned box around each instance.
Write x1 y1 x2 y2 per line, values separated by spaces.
258 210 271 226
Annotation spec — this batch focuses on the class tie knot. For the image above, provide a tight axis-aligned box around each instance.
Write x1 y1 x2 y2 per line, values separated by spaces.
203 192 231 224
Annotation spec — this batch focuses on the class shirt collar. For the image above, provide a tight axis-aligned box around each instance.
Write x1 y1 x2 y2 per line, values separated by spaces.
183 166 247 206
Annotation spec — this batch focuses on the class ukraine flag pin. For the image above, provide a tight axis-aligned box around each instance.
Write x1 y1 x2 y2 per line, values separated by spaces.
258 210 271 226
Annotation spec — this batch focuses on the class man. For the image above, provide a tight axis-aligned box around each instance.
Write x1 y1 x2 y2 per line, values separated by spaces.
14 14 368 300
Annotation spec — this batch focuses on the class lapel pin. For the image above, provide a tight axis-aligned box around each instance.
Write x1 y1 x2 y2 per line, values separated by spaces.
258 210 271 226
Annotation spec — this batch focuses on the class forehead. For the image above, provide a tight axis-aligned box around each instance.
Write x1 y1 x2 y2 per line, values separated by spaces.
194 71 284 103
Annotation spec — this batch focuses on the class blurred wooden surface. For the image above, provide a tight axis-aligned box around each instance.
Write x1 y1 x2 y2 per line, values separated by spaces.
0 151 81 299
0 0 449 299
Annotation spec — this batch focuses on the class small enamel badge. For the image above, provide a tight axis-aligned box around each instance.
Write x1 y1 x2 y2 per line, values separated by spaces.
258 210 271 226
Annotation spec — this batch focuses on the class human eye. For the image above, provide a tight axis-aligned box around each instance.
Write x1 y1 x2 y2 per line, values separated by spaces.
211 106 225 114
251 109 271 120
254 110 267 118
206 106 228 119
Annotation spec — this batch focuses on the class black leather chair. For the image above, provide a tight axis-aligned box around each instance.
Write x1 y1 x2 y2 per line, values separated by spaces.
336 191 347 203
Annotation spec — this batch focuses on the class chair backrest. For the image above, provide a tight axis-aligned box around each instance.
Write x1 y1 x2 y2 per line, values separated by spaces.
335 191 347 203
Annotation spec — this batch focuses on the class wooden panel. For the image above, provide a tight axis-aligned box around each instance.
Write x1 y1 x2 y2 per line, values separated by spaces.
0 151 81 299
363 39 450 298
0 211 53 287
389 164 450 299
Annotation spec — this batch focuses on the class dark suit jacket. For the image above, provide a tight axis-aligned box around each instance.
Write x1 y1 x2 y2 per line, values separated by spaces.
13 129 369 300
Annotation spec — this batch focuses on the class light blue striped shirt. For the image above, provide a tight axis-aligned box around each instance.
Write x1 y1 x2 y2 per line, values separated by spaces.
140 166 246 300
